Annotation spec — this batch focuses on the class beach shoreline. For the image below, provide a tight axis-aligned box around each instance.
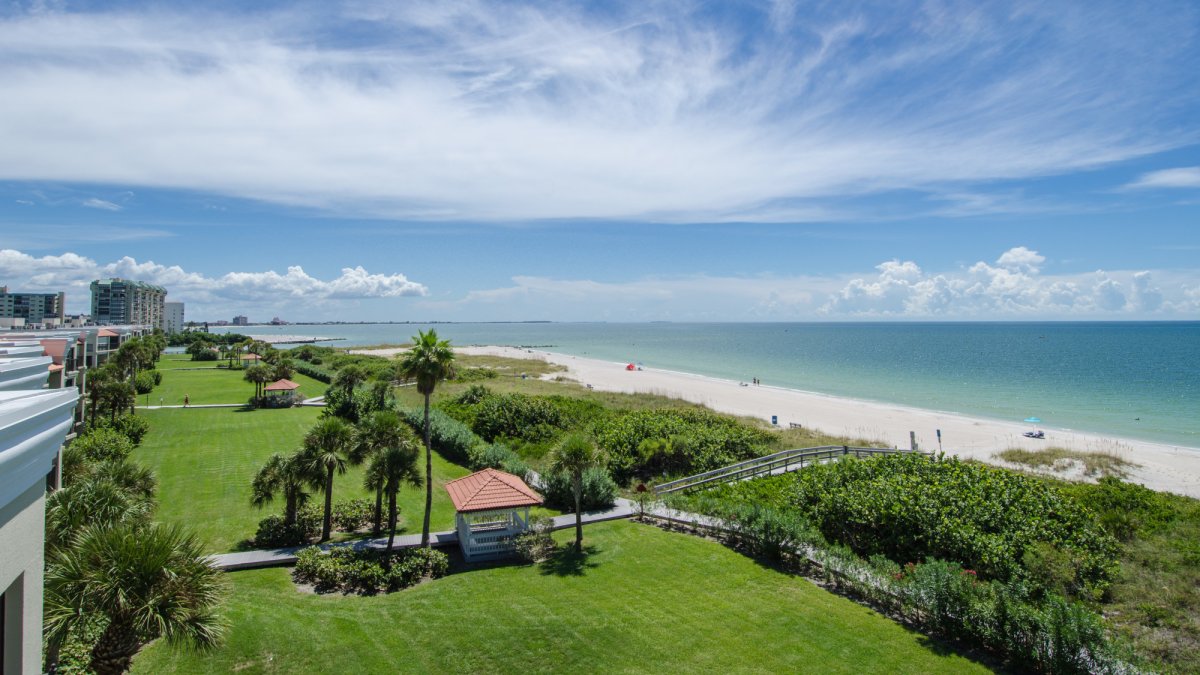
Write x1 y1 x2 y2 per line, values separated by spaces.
354 345 1200 498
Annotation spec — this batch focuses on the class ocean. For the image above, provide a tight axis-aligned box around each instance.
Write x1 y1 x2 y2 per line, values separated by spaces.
212 322 1200 449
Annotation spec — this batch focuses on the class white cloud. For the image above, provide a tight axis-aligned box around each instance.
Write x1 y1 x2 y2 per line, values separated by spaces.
0 2 1196 221
1124 166 1200 190
0 248 426 315
81 198 121 211
821 247 1196 318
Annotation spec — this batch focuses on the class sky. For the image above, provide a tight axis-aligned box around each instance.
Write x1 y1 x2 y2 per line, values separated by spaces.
1 0 1198 322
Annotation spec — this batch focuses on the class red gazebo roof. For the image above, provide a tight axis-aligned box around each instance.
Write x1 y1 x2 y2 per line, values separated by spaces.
445 468 543 513
264 378 301 391
242 353 262 360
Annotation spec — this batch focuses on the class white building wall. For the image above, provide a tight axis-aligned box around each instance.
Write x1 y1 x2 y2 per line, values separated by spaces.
165 302 185 334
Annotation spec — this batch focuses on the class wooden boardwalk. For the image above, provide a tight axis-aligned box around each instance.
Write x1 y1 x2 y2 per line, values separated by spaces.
654 445 927 495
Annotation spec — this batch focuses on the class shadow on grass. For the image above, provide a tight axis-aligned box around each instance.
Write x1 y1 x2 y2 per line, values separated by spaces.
538 544 601 577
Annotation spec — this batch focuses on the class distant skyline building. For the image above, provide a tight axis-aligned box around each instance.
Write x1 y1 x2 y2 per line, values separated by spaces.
0 286 66 327
165 302 185 334
90 278 167 330
232 315 249 326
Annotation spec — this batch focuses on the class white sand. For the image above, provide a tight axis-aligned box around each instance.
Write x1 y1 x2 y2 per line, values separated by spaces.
356 345 1200 498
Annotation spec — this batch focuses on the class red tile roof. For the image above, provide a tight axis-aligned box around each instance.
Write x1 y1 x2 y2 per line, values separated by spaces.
97 328 119 337
445 468 543 513
40 339 68 364
264 378 301 391
242 353 262 360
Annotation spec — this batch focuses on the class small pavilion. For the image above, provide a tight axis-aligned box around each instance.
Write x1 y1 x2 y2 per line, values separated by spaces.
445 468 544 562
263 378 301 406
240 353 262 367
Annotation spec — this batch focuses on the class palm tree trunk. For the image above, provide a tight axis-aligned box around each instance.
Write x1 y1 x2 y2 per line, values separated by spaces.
574 472 583 552
373 483 384 536
421 393 432 548
285 489 298 527
89 618 141 675
387 488 398 552
322 466 334 541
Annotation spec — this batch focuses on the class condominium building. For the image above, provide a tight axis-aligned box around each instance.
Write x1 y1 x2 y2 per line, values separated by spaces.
165 302 185 334
0 353 77 673
90 279 167 330
232 315 249 326
0 286 66 328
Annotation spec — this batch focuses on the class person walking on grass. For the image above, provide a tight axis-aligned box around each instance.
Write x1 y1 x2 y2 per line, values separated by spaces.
184 394 189 407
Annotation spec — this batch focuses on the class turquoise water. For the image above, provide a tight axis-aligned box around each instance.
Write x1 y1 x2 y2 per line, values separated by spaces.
214 322 1200 449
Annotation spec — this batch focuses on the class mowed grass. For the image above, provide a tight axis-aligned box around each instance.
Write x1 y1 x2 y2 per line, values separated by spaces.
135 407 471 553
131 521 991 674
149 363 329 406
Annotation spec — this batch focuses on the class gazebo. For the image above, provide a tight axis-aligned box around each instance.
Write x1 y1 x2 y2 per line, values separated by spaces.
240 353 262 367
445 468 544 562
263 378 301 406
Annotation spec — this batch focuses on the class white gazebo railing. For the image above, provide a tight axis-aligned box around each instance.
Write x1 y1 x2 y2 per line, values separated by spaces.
456 507 533 562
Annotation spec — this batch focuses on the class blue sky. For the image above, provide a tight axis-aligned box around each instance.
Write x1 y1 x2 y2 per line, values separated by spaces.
1 0 1198 322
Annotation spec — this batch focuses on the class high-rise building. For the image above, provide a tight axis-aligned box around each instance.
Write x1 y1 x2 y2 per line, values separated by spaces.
232 315 249 326
165 302 185 334
0 286 66 326
90 279 167 329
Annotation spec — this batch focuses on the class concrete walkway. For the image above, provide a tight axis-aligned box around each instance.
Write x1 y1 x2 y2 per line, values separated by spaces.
143 403 245 409
209 499 637 571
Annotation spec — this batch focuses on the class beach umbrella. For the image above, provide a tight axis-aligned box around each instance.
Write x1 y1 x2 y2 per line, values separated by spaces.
1024 416 1041 428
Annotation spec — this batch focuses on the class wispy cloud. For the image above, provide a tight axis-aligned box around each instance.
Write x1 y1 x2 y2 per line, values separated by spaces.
81 197 122 211
0 1 1196 221
1123 167 1200 190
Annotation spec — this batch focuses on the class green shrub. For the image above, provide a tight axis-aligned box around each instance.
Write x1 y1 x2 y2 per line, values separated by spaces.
1063 477 1177 541
782 454 1119 596
294 362 332 384
92 414 150 446
455 367 499 383
455 384 493 405
293 546 448 595
134 371 155 394
69 428 134 464
712 502 822 562
332 499 373 533
400 407 483 465
514 516 557 563
253 515 312 548
151 370 162 386
468 442 529 477
472 393 568 443
192 350 218 361
541 466 618 512
592 408 773 481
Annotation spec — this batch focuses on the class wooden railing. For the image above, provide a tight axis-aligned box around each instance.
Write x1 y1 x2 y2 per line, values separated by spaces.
653 445 926 495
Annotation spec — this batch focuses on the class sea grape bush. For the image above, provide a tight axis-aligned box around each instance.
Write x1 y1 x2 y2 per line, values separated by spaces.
471 392 568 442
332 498 374 532
468 442 530 478
759 454 1121 596
591 409 773 480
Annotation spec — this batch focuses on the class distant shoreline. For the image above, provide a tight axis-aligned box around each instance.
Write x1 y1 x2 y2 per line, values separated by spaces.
356 344 1200 498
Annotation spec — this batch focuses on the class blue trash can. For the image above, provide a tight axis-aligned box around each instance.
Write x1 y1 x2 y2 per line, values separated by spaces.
771 415 778 425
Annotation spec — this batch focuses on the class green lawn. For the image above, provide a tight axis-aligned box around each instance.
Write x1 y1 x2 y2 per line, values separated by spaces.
135 407 472 553
148 364 329 406
157 354 221 370
132 521 991 674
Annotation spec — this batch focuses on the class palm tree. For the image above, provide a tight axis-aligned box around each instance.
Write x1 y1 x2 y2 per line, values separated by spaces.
250 450 315 527
549 433 606 552
352 410 414 535
397 329 456 547
302 417 354 541
243 364 273 402
44 522 224 675
368 441 422 551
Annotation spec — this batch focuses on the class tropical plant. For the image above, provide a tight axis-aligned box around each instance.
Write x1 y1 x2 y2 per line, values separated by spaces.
69 428 135 464
243 364 274 402
302 417 355 541
45 463 157 551
44 522 224 675
548 433 606 552
352 410 415 535
369 441 422 551
396 329 456 547
250 450 317 528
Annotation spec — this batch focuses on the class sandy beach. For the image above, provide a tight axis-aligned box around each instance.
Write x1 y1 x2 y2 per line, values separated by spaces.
356 345 1200 498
